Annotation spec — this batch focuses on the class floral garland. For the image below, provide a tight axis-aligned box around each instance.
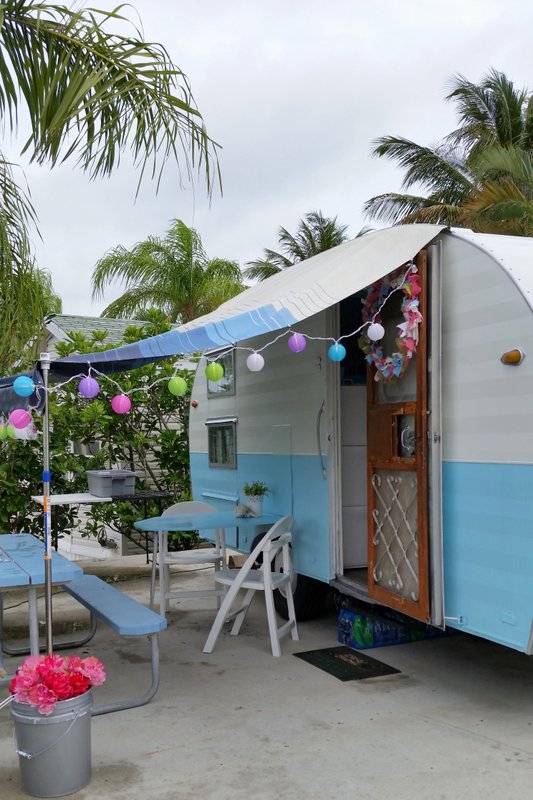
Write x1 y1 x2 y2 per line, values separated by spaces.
358 264 422 382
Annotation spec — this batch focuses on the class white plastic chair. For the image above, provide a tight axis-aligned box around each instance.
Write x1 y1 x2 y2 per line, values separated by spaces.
150 501 226 616
202 515 298 657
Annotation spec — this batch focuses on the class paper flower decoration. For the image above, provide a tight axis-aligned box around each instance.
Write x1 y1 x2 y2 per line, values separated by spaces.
246 353 265 372
111 394 131 414
13 376 35 397
9 408 31 429
168 377 188 396
79 376 100 398
358 264 423 383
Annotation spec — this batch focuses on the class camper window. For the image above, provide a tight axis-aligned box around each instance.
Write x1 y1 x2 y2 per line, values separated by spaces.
206 349 235 397
206 418 237 469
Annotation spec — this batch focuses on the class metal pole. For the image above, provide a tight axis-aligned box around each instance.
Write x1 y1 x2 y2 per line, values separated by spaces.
40 353 53 655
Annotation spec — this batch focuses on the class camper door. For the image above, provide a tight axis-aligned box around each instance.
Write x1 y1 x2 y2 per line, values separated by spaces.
337 244 443 627
366 248 443 624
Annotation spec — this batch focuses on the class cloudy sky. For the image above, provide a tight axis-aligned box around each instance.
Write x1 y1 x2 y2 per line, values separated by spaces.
7 0 533 315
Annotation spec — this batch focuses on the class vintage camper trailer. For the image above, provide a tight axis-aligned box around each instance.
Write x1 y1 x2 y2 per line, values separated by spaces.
184 224 533 653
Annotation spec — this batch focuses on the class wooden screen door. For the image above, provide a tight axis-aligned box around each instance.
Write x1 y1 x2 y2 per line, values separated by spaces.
366 251 430 622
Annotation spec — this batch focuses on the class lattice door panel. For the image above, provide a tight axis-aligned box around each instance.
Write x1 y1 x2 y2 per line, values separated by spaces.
371 469 418 603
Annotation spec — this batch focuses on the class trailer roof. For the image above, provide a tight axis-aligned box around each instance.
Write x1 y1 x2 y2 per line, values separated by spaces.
450 228 533 311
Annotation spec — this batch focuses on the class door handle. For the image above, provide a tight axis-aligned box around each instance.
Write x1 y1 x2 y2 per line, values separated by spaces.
316 400 327 480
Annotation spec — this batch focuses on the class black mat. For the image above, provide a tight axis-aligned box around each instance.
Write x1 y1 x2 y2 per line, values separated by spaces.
294 645 401 681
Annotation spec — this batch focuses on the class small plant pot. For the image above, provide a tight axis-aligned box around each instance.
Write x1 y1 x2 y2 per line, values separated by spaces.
245 495 263 517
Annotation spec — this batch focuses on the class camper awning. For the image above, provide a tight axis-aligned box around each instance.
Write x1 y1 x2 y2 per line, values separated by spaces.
48 224 445 378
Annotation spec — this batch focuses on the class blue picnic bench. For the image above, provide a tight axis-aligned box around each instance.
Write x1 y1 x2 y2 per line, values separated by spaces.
63 575 166 716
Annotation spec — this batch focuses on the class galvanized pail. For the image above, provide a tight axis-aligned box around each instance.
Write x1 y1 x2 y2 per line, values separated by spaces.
11 689 93 797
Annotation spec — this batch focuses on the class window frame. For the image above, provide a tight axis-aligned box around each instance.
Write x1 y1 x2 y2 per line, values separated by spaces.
205 416 238 469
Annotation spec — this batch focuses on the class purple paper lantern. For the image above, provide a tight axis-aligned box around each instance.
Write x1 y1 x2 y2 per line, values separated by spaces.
9 408 31 429
79 376 100 398
288 333 307 353
111 394 132 414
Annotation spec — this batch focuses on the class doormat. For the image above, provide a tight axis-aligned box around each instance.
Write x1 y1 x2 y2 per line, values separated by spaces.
294 645 401 682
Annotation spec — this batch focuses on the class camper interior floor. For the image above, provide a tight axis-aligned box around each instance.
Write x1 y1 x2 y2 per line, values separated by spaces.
332 568 369 602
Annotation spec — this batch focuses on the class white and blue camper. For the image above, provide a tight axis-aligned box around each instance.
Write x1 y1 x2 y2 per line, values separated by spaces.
185 224 533 653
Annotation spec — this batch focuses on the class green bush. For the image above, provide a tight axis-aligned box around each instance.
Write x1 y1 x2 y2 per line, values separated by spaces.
0 317 194 546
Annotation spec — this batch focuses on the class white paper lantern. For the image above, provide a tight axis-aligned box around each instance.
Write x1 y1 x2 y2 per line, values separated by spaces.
367 322 385 342
246 352 265 372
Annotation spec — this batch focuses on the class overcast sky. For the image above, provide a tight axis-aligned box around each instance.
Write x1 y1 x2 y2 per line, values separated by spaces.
8 0 533 316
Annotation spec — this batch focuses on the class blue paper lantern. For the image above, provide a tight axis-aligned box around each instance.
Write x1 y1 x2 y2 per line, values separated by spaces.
328 343 346 362
13 375 34 397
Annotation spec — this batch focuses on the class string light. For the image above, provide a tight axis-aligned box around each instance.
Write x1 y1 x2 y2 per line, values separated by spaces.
0 261 417 435
13 376 35 397
79 375 100 398
246 352 265 372
9 409 31 429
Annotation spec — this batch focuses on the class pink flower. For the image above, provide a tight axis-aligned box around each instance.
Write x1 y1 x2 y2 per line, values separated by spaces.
68 673 90 697
28 684 57 716
79 656 106 686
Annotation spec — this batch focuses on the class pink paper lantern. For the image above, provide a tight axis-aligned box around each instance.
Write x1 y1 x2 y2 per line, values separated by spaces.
9 408 31 429
79 376 100 398
288 332 307 353
111 394 132 414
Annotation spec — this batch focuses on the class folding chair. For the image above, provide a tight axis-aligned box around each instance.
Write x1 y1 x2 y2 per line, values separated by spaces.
202 515 298 657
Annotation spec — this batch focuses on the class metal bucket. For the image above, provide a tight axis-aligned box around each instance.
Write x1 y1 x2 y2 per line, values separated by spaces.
10 690 93 798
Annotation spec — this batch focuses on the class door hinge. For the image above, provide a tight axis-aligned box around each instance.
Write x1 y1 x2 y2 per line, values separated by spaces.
428 431 441 443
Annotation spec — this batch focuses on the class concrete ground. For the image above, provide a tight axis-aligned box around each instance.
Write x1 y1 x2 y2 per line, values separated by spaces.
1 557 533 800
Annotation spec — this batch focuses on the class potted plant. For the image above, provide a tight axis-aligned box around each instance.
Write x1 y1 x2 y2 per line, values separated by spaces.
3 653 105 797
242 481 269 517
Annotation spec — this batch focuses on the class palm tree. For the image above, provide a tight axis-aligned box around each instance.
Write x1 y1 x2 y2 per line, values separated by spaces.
244 210 349 282
91 218 244 323
0 262 62 373
364 69 533 232
0 1 219 370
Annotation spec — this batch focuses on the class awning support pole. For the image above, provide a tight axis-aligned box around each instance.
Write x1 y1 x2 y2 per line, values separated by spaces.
40 352 53 656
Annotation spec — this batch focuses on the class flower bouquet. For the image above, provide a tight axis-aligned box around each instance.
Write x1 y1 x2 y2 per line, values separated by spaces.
4 654 106 796
8 653 106 715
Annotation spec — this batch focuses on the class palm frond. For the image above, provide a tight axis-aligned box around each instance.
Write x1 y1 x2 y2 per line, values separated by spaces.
0 154 50 370
370 136 473 201
461 178 533 235
471 144 533 191
446 69 529 155
242 260 283 282
363 192 461 225
0 2 220 193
